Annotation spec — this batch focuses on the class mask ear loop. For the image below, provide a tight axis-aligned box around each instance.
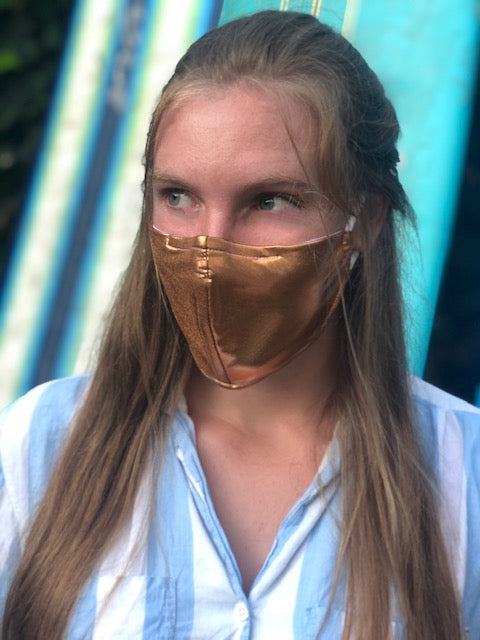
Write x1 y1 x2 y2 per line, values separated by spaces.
345 215 360 270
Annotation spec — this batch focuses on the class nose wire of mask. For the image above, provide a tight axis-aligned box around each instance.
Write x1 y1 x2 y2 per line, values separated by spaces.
149 226 354 389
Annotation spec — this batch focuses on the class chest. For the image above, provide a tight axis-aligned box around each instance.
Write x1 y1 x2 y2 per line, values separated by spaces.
70 430 345 639
195 431 321 593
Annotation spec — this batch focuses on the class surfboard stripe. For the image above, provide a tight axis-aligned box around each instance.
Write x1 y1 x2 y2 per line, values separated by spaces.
0 0 121 403
62 0 222 379
23 0 154 389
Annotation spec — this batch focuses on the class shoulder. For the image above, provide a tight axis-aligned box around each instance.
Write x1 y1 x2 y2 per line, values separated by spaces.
409 376 479 496
0 377 90 525
410 376 480 451
411 376 480 416
411 378 480 625
0 376 90 457
0 376 90 429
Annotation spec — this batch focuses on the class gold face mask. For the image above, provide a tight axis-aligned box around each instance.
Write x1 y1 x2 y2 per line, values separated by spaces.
149 226 354 389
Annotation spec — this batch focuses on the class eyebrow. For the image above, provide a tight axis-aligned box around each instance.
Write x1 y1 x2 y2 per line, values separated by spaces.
152 172 314 193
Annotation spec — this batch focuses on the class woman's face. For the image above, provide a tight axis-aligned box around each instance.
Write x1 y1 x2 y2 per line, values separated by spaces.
152 83 345 246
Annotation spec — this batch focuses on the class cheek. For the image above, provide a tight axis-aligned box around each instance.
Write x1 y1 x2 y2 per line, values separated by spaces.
151 197 162 225
151 196 162 228
152 207 179 234
151 203 201 237
230 212 343 246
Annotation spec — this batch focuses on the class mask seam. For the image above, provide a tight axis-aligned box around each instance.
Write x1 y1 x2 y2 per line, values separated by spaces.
203 247 232 385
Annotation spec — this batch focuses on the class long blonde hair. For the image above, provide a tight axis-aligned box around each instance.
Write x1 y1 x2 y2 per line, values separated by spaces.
3 11 461 639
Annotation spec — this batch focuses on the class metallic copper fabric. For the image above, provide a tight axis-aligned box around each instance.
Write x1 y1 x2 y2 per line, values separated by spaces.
149 227 353 389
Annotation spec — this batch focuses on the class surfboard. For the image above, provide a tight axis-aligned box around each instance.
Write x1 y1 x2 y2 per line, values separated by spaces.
0 0 221 405
220 0 479 376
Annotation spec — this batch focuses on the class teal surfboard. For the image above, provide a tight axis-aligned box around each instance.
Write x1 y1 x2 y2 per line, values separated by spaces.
220 0 479 375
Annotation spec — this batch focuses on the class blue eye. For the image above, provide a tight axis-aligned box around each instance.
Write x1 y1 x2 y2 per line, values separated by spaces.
258 196 276 210
257 194 302 211
163 189 191 208
167 191 181 206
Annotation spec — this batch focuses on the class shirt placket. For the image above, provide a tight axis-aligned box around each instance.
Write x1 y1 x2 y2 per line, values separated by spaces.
174 414 251 639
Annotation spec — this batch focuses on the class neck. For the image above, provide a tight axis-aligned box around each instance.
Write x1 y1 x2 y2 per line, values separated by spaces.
185 321 339 446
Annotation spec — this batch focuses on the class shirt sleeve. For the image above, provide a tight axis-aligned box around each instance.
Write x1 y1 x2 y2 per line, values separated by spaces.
457 406 480 633
0 377 88 620
411 377 480 636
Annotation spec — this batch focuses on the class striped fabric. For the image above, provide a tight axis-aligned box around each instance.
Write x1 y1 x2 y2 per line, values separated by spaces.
1 377 479 637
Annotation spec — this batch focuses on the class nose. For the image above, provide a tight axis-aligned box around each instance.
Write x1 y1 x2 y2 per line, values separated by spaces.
200 208 238 242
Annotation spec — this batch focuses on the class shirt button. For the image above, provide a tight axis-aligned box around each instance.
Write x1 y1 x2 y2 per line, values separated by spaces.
234 601 249 623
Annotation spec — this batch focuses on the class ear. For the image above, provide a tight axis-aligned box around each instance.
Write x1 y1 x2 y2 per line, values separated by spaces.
350 194 389 251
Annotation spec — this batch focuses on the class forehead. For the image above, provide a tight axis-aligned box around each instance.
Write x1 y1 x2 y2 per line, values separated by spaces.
153 83 319 182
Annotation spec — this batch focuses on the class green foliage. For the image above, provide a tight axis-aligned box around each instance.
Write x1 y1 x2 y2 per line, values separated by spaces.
0 49 21 73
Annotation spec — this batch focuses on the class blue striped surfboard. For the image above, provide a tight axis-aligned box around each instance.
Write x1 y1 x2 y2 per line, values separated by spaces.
0 0 222 406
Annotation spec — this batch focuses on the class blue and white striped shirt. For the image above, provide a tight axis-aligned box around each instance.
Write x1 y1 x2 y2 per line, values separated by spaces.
1 376 479 638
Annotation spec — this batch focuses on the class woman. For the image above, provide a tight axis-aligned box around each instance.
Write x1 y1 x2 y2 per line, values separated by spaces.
1 10 479 639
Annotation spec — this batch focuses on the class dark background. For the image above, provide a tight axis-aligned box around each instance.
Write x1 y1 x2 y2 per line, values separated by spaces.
1 0 479 403
423 60 480 404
